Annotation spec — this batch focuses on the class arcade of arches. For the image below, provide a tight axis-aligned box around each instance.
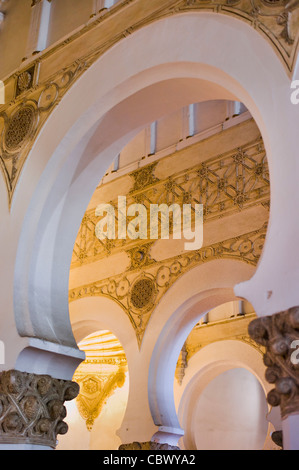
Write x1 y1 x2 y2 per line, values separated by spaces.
0 0 298 451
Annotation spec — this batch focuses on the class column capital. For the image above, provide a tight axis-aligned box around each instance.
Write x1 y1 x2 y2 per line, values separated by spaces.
119 441 179 450
31 0 51 6
0 370 79 448
248 306 299 419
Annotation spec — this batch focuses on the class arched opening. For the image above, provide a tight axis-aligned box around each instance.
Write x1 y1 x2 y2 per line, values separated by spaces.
181 367 268 450
13 12 290 362
66 88 269 447
171 302 280 450
57 330 129 450
9 11 298 450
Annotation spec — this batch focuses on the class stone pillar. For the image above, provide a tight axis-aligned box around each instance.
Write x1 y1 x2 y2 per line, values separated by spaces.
0 369 79 449
248 306 299 450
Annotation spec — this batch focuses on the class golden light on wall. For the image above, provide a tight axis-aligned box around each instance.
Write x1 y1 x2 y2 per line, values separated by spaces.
73 331 128 431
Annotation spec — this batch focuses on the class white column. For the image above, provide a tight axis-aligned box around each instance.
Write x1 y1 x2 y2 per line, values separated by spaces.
282 414 299 450
145 122 157 156
233 101 242 116
226 101 242 120
0 80 4 105
181 104 195 140
25 0 51 58
113 154 120 172
232 300 244 316
92 0 106 16
105 0 116 8
149 121 157 155
116 356 159 445
188 103 196 137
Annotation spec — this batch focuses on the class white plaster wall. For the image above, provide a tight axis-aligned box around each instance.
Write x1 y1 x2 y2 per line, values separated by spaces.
174 340 278 450
191 368 268 450
116 99 244 171
0 0 124 80
89 377 129 450
47 0 94 47
118 128 147 168
0 0 32 79
194 100 229 134
155 108 183 153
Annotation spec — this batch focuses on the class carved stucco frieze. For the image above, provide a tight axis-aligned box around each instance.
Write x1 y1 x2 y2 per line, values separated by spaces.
71 136 269 267
0 61 85 206
0 370 80 448
248 306 299 419
74 367 127 431
70 223 268 346
178 0 299 70
0 0 297 206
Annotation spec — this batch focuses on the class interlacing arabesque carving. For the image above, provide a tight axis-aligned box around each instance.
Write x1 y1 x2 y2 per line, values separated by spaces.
71 136 269 267
74 365 127 431
70 223 268 346
0 0 298 207
248 307 299 419
0 62 85 206
179 0 299 70
0 370 79 447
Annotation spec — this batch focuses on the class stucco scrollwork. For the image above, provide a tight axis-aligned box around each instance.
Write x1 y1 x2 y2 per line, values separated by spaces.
71 136 269 267
0 0 297 206
180 0 299 67
0 62 84 206
248 306 299 419
0 370 80 448
74 368 126 431
70 223 268 346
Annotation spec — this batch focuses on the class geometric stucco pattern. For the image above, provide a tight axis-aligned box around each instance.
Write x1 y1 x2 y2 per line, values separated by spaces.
0 370 80 448
0 0 298 207
71 135 269 267
74 368 127 431
248 307 299 420
73 331 128 431
0 62 84 207
69 222 268 347
179 0 299 72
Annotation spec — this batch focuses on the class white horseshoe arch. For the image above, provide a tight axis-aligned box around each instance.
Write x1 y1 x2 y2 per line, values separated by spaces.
10 12 299 370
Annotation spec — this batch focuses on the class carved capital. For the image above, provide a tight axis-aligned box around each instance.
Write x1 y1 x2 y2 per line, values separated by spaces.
31 0 51 6
271 430 283 449
119 441 180 450
248 307 299 419
0 370 79 448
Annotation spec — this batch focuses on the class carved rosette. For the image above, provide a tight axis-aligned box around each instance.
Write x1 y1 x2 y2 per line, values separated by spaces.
0 370 79 448
119 441 180 450
248 306 299 419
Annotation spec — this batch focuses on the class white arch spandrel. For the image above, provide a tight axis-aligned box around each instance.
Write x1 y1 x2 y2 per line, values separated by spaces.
117 259 255 444
69 296 138 357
